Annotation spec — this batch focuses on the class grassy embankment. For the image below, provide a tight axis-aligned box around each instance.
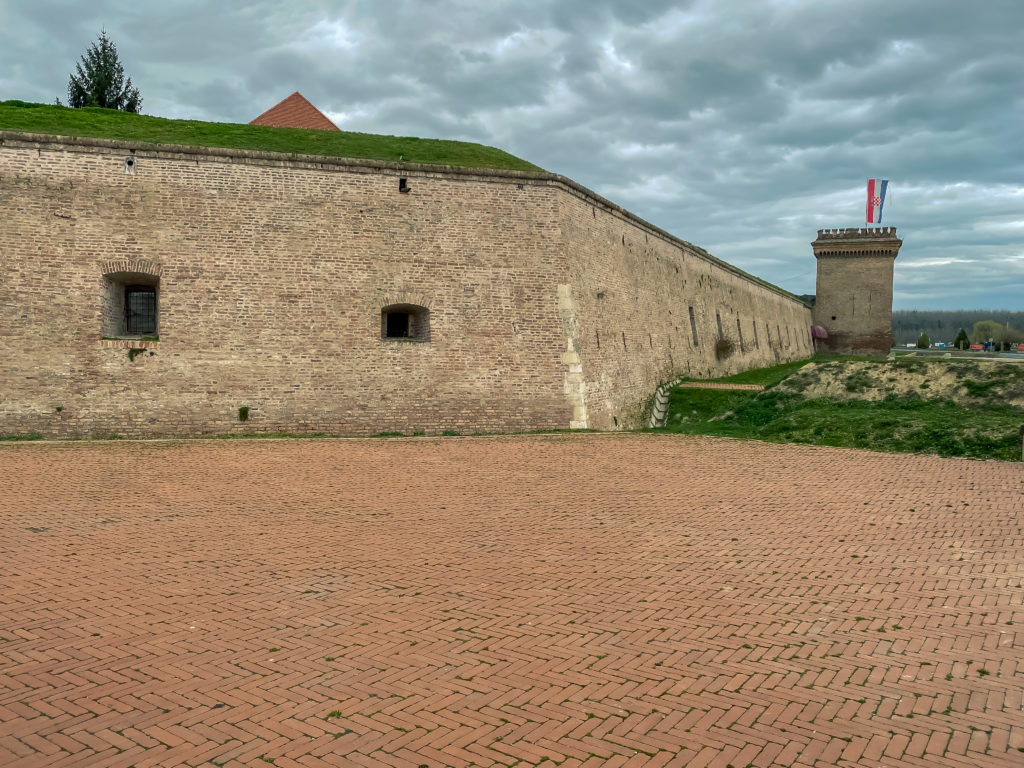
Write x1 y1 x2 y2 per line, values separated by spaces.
0 100 542 172
657 355 1024 461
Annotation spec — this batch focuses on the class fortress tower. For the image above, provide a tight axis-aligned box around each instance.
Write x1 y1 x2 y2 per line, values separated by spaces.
811 227 902 355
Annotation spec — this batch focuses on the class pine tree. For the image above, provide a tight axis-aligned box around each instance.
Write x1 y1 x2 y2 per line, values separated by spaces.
64 30 142 112
916 332 930 349
953 328 969 350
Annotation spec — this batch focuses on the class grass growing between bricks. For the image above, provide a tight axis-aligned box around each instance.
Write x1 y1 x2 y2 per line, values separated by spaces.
659 356 1024 461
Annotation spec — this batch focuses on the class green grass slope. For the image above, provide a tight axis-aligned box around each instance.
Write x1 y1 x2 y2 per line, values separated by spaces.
659 356 1024 461
0 101 542 172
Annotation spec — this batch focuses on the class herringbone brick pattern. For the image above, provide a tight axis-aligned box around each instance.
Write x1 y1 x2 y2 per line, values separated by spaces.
1 435 1021 768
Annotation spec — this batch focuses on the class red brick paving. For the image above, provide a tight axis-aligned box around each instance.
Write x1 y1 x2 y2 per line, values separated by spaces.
1 434 1022 768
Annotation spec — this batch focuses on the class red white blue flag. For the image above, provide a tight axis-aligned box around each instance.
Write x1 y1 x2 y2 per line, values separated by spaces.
866 178 888 223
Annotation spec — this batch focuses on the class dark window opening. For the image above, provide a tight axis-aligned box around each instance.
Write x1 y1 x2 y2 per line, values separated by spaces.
381 303 430 342
716 312 724 338
736 317 744 350
688 306 699 346
399 177 410 193
753 321 759 349
386 312 410 338
125 286 157 335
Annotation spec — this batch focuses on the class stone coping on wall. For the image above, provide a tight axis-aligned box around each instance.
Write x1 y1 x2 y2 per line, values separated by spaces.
673 382 765 391
1 130 809 308
99 339 159 349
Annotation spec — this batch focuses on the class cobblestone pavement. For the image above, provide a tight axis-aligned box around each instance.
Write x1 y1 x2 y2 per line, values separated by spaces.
1 434 1022 768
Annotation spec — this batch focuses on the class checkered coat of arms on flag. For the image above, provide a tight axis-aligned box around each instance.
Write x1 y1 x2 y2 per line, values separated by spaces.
866 179 888 224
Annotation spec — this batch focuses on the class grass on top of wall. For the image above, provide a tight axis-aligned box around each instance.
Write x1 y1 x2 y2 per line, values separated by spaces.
0 101 543 172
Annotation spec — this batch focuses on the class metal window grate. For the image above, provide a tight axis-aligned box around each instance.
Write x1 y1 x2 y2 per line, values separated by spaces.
125 286 157 335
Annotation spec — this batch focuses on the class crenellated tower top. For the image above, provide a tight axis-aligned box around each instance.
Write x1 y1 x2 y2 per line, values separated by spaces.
812 227 902 258
815 226 898 238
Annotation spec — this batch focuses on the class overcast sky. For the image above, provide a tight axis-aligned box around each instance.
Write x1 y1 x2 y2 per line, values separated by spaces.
2 0 1021 309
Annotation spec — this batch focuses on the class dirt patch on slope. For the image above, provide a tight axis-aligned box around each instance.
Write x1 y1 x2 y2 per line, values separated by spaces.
777 358 1024 408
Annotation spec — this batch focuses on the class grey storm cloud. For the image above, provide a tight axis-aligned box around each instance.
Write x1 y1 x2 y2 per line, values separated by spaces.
2 0 1021 309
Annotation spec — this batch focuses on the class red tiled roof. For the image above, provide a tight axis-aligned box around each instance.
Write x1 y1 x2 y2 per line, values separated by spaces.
249 92 339 131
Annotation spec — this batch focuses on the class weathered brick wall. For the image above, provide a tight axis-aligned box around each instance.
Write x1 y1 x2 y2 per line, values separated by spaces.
811 229 901 356
813 254 896 354
0 133 812 437
557 190 813 429
0 135 570 437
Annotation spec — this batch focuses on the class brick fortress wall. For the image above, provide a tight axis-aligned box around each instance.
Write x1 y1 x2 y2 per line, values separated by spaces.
558 192 813 429
0 133 811 437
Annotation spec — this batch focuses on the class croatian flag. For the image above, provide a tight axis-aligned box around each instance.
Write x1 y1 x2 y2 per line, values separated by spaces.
866 179 888 223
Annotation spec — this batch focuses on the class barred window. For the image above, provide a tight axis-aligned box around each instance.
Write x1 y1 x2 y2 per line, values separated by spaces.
125 286 157 335
102 271 160 339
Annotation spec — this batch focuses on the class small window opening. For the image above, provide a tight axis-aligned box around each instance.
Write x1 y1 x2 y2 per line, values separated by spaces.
688 306 699 346
125 286 157 335
716 312 723 338
102 271 159 339
622 332 627 350
398 177 410 193
736 317 744 350
753 321 759 349
596 330 600 350
386 312 410 338
381 303 429 341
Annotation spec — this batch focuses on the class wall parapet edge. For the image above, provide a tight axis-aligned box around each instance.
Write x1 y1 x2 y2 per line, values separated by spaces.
1 129 809 309
815 227 899 238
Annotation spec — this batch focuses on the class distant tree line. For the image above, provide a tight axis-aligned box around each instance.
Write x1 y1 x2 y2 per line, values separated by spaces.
892 310 1024 347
